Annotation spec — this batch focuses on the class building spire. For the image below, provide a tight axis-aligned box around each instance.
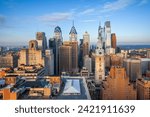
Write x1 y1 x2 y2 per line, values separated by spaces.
72 20 74 26
99 21 101 26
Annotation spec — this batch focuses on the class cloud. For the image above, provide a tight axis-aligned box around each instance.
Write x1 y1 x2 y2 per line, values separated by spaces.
79 8 95 15
81 19 96 23
101 0 134 12
138 0 148 6
38 12 73 22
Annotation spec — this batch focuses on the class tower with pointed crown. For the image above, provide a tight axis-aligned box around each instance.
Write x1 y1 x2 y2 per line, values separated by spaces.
69 21 77 41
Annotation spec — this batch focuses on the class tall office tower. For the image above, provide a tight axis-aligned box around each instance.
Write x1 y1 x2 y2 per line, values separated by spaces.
54 26 63 41
59 45 72 74
69 22 77 41
63 41 78 73
101 67 136 100
104 21 115 54
83 55 92 73
104 21 111 54
111 33 116 49
147 50 150 58
49 26 62 75
78 39 84 69
36 32 47 54
95 26 105 84
45 49 54 75
123 59 141 82
18 40 45 66
83 31 90 57
137 77 150 100
67 24 78 73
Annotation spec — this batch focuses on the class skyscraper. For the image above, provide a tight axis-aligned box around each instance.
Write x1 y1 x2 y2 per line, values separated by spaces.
111 33 116 49
68 23 78 73
49 26 62 75
59 44 72 74
63 41 78 73
45 49 54 75
54 26 63 41
102 67 136 100
36 32 47 54
78 39 84 69
69 22 77 41
83 31 90 57
104 21 111 54
83 55 92 73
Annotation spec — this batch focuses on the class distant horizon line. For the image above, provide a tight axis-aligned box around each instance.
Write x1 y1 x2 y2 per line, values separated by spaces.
1 43 150 47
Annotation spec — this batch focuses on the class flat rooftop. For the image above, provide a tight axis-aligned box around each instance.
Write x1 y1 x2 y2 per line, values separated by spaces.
55 77 91 100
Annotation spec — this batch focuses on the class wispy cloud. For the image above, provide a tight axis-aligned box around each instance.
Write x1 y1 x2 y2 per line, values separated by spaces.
138 0 148 6
81 19 96 23
101 0 134 12
79 8 95 15
38 12 73 22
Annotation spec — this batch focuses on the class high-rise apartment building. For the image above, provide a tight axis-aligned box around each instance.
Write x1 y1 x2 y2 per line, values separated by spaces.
59 44 72 74
137 77 150 100
102 67 136 100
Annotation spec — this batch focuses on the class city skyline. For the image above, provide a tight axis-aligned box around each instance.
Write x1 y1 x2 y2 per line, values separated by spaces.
0 0 150 46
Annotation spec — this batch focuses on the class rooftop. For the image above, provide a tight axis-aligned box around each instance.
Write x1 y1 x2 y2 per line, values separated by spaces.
63 79 80 95
55 76 91 100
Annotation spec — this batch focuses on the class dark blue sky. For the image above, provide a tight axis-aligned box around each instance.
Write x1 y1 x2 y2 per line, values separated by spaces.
0 0 150 46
